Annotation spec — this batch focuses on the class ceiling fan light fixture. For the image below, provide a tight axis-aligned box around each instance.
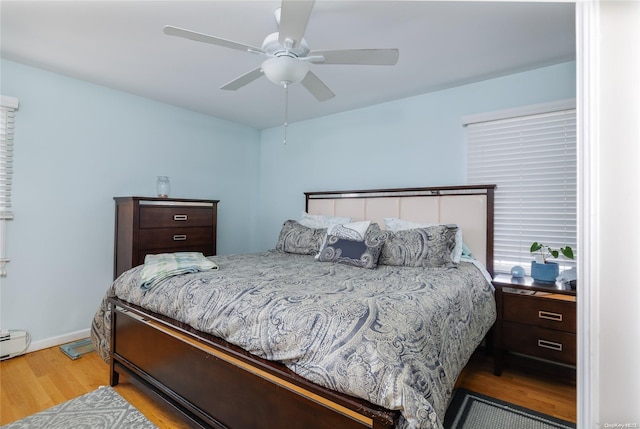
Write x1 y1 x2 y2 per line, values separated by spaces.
262 56 310 86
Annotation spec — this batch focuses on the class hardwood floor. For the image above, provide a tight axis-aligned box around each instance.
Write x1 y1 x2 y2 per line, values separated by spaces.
0 345 576 427
0 346 190 428
455 350 577 423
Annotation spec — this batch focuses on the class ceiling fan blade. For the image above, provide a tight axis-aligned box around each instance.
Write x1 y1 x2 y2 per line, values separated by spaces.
278 0 315 49
309 49 399 65
164 25 265 55
220 67 264 90
301 71 335 102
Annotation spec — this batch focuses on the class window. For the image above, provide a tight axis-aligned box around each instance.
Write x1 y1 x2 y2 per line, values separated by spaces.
1 95 19 276
464 100 577 274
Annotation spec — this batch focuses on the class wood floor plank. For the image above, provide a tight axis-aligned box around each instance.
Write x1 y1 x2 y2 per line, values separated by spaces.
0 354 46 419
1 344 577 427
455 350 577 423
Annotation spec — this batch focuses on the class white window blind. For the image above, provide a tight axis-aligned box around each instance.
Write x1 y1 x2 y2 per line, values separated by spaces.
466 104 577 275
1 95 19 276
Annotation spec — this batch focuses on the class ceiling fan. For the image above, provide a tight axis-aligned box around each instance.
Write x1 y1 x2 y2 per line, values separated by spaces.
163 0 399 102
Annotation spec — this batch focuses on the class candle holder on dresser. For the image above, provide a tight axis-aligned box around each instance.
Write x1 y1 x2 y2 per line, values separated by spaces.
156 176 171 198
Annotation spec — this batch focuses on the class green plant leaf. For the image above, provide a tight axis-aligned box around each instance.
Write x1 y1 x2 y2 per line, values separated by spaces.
529 241 575 262
561 246 574 259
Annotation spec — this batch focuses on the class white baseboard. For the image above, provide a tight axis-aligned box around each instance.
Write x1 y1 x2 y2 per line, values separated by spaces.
27 328 91 353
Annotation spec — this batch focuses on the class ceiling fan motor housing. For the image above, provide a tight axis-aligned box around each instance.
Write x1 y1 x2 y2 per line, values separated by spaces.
262 32 309 58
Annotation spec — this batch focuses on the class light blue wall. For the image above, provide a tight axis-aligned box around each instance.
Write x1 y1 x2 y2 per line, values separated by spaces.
0 59 260 346
0 59 575 348
258 61 576 250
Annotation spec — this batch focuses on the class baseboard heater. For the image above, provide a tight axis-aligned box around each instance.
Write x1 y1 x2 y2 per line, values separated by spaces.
0 330 28 360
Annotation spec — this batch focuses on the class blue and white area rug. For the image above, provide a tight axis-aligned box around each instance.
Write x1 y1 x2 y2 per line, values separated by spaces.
2 385 157 429
444 388 576 429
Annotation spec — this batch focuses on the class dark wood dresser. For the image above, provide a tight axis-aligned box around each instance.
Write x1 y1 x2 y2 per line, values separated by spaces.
492 274 576 375
113 197 219 279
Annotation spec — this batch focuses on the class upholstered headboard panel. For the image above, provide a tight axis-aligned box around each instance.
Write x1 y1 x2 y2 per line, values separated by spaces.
305 185 495 275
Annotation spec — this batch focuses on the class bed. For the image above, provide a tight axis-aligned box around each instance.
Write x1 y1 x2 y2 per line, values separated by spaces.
91 185 496 429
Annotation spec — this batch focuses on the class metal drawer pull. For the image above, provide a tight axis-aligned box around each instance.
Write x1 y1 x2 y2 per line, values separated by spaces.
538 311 563 322
173 214 188 221
172 234 187 241
538 339 563 352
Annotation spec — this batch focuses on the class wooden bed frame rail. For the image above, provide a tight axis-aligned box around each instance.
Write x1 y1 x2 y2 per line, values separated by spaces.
109 298 399 429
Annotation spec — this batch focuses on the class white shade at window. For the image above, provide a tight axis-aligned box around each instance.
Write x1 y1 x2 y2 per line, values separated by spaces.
466 102 577 275
1 95 18 216
1 95 18 276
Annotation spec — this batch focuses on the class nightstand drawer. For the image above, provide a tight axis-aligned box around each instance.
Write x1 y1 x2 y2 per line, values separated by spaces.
139 206 213 229
503 322 576 365
139 227 213 249
503 293 576 333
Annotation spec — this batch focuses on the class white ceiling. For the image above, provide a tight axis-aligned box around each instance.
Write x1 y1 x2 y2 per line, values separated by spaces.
0 1 575 130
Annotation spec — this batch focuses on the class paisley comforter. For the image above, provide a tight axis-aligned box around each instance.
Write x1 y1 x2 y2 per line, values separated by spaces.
91 250 495 429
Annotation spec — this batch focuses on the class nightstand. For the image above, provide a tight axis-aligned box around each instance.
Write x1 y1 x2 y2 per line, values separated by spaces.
492 274 576 375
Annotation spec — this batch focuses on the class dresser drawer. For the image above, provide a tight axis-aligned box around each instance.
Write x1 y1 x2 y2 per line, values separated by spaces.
139 206 213 229
137 244 214 263
503 322 576 365
503 293 576 333
139 227 213 250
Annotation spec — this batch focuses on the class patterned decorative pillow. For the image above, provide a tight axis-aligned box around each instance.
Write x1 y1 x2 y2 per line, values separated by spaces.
384 218 465 263
276 220 327 255
317 222 390 269
379 225 458 268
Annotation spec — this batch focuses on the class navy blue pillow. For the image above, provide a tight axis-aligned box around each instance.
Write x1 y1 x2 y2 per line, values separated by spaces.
317 224 389 269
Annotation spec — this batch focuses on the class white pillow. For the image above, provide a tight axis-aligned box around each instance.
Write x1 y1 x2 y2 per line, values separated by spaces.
299 211 352 229
383 218 464 263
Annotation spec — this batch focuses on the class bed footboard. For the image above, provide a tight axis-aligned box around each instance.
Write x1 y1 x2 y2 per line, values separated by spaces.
109 298 399 429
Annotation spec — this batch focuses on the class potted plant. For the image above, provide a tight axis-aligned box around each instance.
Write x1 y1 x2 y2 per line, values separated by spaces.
529 242 574 283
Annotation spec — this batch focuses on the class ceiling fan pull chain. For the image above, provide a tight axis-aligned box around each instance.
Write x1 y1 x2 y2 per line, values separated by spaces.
283 82 289 144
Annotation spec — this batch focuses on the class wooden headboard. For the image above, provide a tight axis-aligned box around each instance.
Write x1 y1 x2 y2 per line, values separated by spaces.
305 185 496 276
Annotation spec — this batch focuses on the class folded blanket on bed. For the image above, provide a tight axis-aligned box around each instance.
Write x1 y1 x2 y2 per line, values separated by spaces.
139 252 218 290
